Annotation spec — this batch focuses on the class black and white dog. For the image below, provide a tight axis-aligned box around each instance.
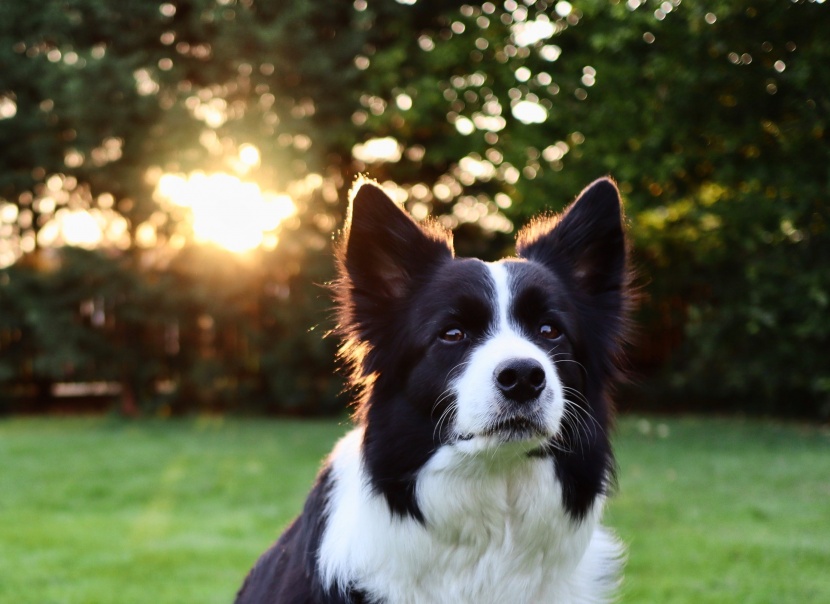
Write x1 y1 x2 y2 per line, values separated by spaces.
236 177 632 604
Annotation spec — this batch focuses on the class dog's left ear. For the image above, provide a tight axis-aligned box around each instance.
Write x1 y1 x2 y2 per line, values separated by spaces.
516 177 627 299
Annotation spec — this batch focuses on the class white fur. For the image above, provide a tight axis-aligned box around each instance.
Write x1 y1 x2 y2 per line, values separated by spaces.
318 428 623 604
451 261 564 453
316 260 623 603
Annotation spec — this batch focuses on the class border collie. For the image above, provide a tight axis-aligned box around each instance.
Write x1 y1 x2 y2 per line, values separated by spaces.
236 177 632 604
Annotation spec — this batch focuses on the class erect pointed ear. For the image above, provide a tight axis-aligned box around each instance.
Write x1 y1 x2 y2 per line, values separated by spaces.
338 180 453 301
516 177 627 298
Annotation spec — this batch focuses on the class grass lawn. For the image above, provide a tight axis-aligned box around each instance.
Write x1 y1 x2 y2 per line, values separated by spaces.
1 416 828 603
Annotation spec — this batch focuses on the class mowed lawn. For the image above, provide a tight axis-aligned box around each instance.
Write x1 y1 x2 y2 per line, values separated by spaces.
1 416 828 603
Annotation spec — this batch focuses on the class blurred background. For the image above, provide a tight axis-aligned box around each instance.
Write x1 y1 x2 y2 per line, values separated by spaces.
2 3 830 603
1 0 828 419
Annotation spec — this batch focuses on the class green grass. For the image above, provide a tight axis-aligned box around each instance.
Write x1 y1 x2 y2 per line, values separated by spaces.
1 416 828 603
608 417 830 603
0 417 347 604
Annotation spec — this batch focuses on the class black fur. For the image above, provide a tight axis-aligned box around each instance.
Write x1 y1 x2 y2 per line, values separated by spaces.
235 177 631 601
360 257 498 520
513 178 631 518
235 467 370 604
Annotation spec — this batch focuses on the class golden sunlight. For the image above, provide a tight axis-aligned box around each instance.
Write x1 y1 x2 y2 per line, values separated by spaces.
155 172 296 253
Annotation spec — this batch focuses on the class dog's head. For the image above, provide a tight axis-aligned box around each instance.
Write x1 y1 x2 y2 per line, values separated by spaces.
334 178 630 520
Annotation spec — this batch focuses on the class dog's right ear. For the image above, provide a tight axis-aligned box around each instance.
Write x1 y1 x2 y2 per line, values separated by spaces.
338 180 453 303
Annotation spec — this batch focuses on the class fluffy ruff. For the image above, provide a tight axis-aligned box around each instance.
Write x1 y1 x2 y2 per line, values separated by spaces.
236 177 632 604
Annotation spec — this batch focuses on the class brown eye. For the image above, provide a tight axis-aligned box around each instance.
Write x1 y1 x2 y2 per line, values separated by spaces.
539 323 562 340
440 327 466 342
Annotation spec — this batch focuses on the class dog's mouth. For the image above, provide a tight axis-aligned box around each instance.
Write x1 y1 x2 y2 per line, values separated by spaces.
456 415 548 443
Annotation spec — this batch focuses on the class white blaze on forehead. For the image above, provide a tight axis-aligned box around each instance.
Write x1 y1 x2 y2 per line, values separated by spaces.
486 261 513 335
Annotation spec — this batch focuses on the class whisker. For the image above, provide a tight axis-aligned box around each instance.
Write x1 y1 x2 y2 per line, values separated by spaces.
557 384 607 458
429 360 469 416
432 394 457 442
429 360 473 443
536 434 574 456
562 389 605 435
552 356 589 376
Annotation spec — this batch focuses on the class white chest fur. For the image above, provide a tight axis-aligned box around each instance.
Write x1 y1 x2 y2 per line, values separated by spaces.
317 429 623 604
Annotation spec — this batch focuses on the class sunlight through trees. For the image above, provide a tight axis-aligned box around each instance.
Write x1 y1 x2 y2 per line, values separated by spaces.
1 0 828 415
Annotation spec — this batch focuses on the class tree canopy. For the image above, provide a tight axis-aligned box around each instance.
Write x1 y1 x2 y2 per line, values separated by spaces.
1 0 828 416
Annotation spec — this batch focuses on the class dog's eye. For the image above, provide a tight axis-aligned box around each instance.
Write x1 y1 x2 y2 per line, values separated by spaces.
539 323 562 340
440 327 466 343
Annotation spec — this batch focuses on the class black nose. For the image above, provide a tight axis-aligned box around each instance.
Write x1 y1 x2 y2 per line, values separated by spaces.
494 358 546 404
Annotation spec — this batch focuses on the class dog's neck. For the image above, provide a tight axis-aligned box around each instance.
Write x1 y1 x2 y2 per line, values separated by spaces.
317 427 622 604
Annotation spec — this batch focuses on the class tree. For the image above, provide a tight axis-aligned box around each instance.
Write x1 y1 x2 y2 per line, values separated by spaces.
1 0 828 416
350 0 830 415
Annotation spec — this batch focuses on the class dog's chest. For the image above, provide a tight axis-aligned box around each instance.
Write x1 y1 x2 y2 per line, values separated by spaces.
319 433 602 604
381 455 595 602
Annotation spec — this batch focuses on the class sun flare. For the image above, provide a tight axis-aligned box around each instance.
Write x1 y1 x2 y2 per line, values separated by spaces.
155 172 296 253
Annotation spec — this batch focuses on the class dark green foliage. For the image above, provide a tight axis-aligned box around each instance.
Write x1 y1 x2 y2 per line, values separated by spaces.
353 0 830 416
0 245 342 415
554 0 830 416
0 0 828 416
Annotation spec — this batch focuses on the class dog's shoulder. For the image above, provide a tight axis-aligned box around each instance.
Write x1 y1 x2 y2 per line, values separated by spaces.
234 464 371 604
